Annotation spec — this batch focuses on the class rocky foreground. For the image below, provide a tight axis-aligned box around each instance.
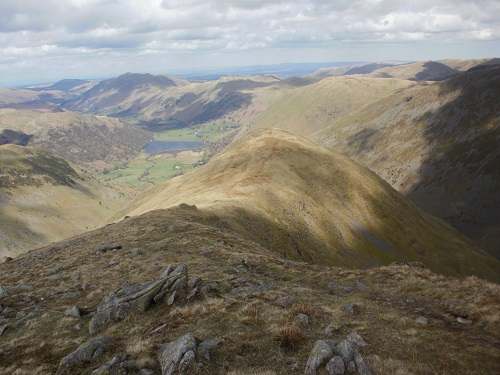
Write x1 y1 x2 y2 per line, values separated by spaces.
0 206 499 374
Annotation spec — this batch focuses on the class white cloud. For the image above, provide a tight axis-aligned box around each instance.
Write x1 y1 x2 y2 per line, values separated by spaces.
0 0 499 85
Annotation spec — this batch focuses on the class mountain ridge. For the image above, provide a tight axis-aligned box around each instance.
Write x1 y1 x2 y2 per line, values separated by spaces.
119 128 498 280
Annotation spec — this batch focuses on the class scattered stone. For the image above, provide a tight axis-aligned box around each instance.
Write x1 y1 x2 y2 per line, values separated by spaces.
108 260 119 267
327 282 354 293
188 276 202 289
159 333 197 375
415 317 428 324
97 243 122 253
323 320 343 336
2 307 14 317
354 350 372 375
325 356 344 375
0 285 11 298
74 323 83 331
47 266 64 276
457 317 473 325
408 262 425 268
61 292 82 299
16 311 27 319
0 325 6 335
347 332 367 347
229 284 264 295
56 337 112 374
91 354 124 375
139 369 155 375
197 337 223 362
296 313 310 326
289 362 300 371
64 306 81 318
342 303 359 315
130 248 142 256
275 295 294 308
304 340 334 375
12 284 34 293
355 282 369 291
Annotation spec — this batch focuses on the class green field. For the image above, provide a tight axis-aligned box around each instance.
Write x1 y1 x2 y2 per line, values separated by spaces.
154 122 240 142
95 122 239 190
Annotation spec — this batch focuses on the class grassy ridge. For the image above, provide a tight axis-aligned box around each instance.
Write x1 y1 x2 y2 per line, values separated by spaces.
120 129 499 281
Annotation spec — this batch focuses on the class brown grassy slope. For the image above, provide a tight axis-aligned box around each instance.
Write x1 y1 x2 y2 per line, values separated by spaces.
119 129 498 280
248 76 416 136
0 205 498 374
0 109 152 169
311 66 500 256
367 61 459 81
439 58 500 71
64 74 282 128
0 145 129 259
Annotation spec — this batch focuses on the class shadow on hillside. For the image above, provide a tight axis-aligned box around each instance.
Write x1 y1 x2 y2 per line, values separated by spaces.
404 66 500 257
0 205 46 257
345 128 379 155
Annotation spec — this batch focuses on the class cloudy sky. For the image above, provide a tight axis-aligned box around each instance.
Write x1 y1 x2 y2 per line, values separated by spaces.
1 0 499 86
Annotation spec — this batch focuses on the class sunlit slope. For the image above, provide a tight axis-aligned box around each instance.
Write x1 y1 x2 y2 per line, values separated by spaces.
249 76 415 136
0 109 151 168
0 145 128 259
120 129 498 280
312 66 500 256
367 61 459 80
64 73 282 128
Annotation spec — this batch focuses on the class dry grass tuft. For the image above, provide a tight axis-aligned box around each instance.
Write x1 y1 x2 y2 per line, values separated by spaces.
293 303 316 317
271 322 305 349
240 303 262 325
126 337 152 356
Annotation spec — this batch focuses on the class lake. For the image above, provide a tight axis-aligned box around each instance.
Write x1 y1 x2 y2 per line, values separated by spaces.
142 140 204 153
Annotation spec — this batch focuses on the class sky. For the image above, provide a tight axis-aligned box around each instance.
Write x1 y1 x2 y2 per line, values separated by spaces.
1 0 499 86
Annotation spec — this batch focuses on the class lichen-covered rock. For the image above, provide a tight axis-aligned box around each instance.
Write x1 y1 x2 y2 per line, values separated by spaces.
296 313 310 326
346 332 367 348
325 356 344 375
159 333 197 375
57 337 112 374
92 354 126 375
354 350 372 375
335 340 355 365
304 340 335 375
64 306 81 318
89 264 194 334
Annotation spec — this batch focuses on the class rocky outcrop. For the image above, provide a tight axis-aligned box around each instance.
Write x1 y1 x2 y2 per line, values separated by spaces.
159 333 197 375
304 332 371 375
89 264 205 334
57 337 112 374
158 333 222 375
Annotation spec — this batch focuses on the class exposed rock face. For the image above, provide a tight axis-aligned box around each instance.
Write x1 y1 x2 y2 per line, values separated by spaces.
57 337 112 374
304 340 335 375
89 264 202 334
158 333 197 375
304 333 371 375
